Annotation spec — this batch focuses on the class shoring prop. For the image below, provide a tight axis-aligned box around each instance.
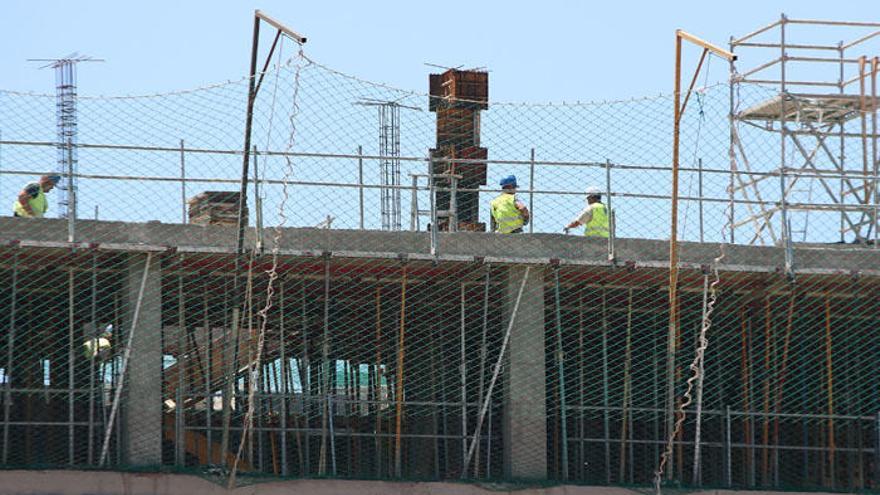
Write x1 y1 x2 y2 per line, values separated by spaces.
394 261 408 477
620 288 634 482
552 265 569 480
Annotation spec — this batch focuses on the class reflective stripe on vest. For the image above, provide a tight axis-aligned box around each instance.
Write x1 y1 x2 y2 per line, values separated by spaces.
490 194 524 234
12 185 47 218
584 203 610 238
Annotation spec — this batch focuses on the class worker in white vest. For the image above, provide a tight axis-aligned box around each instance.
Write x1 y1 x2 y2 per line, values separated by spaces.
564 186 611 238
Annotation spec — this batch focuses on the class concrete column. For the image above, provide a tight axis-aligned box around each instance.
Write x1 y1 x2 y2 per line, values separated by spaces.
502 265 547 479
122 253 163 466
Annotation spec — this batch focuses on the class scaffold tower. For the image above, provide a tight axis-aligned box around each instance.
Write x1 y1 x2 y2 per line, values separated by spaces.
730 16 880 247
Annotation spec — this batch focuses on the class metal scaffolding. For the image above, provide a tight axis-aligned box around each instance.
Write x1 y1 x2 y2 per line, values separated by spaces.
730 16 880 248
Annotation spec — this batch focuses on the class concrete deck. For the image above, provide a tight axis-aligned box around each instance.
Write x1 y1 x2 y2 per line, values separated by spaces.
1 217 877 275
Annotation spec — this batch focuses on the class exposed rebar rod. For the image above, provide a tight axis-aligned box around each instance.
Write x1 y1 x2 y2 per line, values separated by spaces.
98 252 152 466
462 266 530 477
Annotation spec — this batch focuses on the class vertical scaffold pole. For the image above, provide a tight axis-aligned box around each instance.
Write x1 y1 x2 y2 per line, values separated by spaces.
358 145 364 230
180 139 187 224
529 148 535 234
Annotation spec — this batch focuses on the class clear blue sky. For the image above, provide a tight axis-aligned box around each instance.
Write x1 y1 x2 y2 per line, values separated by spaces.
1 0 876 100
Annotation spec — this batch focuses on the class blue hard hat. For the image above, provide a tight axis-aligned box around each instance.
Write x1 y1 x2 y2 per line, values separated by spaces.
499 175 517 187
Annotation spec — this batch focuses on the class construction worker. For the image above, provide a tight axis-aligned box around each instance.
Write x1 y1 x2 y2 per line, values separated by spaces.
83 324 113 360
490 175 529 234
12 174 60 218
564 186 611 238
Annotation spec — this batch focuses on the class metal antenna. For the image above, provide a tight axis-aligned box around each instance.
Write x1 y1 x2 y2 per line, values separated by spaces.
354 98 421 231
27 53 104 221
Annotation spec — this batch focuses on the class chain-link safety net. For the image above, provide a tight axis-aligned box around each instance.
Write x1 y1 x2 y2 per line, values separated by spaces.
0 37 879 493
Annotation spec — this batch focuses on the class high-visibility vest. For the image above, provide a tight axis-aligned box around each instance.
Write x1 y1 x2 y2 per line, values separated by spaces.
490 194 525 234
12 184 48 218
83 337 111 359
584 203 610 238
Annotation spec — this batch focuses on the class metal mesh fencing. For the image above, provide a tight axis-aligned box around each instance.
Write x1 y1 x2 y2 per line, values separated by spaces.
0 43 878 493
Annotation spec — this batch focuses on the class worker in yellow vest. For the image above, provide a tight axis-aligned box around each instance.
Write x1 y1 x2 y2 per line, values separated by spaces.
12 175 60 218
490 175 530 234
83 324 113 360
564 186 611 238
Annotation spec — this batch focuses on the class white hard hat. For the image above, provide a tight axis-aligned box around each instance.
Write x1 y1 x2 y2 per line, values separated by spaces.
585 186 602 196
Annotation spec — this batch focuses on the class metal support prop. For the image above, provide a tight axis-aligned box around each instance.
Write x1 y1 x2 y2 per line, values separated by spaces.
601 288 611 483
176 257 186 467
99 252 152 466
473 267 490 478
461 267 530 477
874 411 880 486
394 262 408 477
691 274 709 485
180 139 187 224
460 283 468 466
2 251 17 464
529 148 535 233
87 252 97 465
553 267 569 480
605 159 615 262
358 145 364 230
279 280 288 476
724 405 732 487
68 268 75 465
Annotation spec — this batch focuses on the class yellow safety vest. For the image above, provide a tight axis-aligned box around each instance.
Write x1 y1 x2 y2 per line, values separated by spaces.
584 203 610 238
490 194 525 234
12 184 48 218
83 337 111 359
